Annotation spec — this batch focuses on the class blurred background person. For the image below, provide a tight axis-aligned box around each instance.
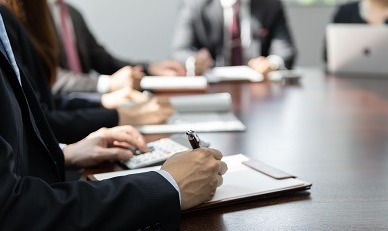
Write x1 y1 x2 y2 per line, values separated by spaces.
2 0 173 144
332 0 388 25
48 0 186 97
171 0 297 77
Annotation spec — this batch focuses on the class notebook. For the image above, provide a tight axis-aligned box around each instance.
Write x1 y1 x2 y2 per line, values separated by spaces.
89 154 312 212
204 66 264 83
135 93 246 134
140 76 208 91
326 24 388 75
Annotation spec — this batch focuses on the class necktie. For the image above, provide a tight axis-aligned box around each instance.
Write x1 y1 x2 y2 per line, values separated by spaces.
57 0 82 73
0 14 21 85
230 1 243 66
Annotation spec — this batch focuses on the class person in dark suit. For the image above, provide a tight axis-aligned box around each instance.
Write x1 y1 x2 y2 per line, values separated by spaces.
171 0 296 76
0 5 227 229
49 0 186 96
332 0 388 24
2 0 174 144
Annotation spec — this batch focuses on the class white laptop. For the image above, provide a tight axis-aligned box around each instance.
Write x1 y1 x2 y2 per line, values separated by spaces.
326 24 388 76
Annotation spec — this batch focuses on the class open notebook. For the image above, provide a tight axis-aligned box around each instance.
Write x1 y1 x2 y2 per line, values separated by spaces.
135 93 246 134
89 154 312 212
205 66 264 83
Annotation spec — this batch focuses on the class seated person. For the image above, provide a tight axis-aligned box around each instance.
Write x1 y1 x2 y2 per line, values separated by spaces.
332 0 388 24
0 5 227 229
48 0 186 96
3 0 173 144
171 0 297 76
324 0 388 62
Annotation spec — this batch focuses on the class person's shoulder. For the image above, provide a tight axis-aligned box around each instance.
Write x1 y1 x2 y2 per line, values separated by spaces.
336 1 360 15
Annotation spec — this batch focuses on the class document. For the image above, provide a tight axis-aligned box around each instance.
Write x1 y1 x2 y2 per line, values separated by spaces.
135 93 245 134
205 65 264 83
89 154 312 211
140 76 208 91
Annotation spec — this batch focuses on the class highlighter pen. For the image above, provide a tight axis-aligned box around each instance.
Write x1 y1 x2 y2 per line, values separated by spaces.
186 130 201 149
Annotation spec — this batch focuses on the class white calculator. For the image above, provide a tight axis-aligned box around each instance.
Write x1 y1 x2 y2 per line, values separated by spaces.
123 138 189 169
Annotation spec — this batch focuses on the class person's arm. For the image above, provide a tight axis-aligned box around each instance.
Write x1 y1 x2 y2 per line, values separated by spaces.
0 135 181 230
170 0 199 64
44 107 119 144
51 68 99 94
267 1 297 69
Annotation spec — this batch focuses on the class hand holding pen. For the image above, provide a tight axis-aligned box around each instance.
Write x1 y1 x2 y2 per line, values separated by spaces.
161 130 228 210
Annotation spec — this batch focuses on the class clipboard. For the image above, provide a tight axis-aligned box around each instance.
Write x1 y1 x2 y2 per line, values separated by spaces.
88 154 312 211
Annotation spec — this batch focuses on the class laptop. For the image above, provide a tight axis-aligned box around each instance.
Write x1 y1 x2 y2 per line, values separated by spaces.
326 24 388 76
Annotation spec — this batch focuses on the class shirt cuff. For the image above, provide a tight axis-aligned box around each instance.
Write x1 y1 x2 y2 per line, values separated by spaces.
59 143 67 150
266 55 285 71
156 170 181 205
97 75 111 93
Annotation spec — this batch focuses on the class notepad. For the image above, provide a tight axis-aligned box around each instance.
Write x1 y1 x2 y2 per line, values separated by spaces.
205 66 264 83
135 93 246 134
140 76 208 91
89 154 312 211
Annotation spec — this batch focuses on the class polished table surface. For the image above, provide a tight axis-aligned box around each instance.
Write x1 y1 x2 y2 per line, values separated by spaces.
84 68 388 230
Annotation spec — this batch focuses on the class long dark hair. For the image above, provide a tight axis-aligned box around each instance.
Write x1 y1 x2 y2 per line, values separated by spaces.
2 0 59 84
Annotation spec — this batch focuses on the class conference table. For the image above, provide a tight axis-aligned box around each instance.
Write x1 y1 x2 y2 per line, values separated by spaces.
83 68 388 230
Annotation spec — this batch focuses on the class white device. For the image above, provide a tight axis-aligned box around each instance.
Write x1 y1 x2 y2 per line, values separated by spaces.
123 138 189 169
326 24 388 76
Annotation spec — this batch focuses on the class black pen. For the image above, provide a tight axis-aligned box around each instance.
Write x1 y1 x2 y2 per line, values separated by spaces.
186 130 201 149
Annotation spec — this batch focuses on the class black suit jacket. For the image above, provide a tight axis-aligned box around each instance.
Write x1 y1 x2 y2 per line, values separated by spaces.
2 5 121 144
0 6 180 230
332 2 366 24
171 0 296 68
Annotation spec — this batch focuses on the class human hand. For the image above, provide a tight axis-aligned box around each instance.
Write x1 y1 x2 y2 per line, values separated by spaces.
63 126 147 167
194 48 213 75
109 66 144 92
101 87 148 109
147 60 186 76
161 148 228 210
117 97 174 126
248 56 276 78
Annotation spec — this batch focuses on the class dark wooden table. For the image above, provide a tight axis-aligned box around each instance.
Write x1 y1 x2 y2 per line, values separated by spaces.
85 69 388 230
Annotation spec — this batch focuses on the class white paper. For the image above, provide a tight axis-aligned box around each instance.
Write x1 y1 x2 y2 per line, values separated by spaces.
92 154 308 204
140 76 208 90
136 93 246 134
205 66 264 83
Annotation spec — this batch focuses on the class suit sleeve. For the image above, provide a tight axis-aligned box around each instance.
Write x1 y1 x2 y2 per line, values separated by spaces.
170 0 198 64
51 68 99 94
267 1 297 69
43 107 119 144
0 136 181 230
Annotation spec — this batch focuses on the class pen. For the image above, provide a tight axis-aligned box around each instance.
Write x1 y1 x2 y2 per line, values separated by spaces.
186 130 201 149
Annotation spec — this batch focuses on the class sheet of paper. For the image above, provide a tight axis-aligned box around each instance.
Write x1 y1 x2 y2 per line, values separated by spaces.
170 93 231 113
140 76 208 90
135 93 245 134
92 154 308 204
205 66 264 83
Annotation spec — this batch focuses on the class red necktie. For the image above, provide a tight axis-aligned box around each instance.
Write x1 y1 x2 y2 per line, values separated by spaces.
231 1 243 66
57 0 82 73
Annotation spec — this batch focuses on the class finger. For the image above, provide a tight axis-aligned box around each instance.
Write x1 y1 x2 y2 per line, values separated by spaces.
208 148 223 160
217 175 224 187
133 65 144 72
218 161 228 175
172 64 186 76
106 129 147 151
97 147 133 162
